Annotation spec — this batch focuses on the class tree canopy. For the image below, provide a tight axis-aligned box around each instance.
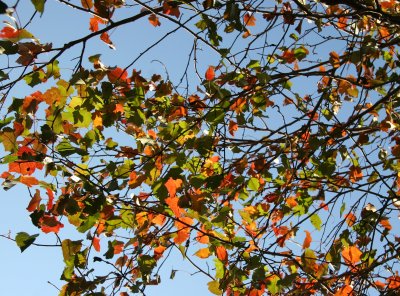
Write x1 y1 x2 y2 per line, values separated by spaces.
1 0 400 295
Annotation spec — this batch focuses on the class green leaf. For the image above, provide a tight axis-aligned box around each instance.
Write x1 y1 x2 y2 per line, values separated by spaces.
31 0 45 13
248 177 260 191
208 280 222 295
310 214 322 230
15 232 39 252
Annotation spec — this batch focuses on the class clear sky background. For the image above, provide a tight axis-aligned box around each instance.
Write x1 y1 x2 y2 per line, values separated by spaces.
0 1 216 295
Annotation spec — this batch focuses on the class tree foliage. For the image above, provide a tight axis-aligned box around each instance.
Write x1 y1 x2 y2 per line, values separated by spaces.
1 0 400 295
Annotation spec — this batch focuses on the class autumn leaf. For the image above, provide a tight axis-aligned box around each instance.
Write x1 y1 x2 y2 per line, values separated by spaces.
93 236 100 252
108 67 129 84
195 247 211 258
342 246 362 265
81 0 93 9
215 245 228 262
229 120 238 136
20 176 39 187
149 14 161 27
100 32 115 49
46 188 54 211
9 161 43 176
243 13 256 26
387 275 400 289
165 195 184 217
349 165 363 183
174 217 193 244
345 212 356 226
165 177 183 197
205 66 215 81
303 230 312 249
163 1 180 18
39 215 64 233
26 189 41 212
0 26 35 42
334 285 353 296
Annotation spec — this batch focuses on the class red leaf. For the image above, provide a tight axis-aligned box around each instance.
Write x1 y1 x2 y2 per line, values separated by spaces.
39 215 64 233
93 236 101 252
108 67 129 84
205 66 215 81
0 27 20 39
46 188 54 211
148 14 161 27
163 2 180 18
26 189 41 212
100 32 115 49
303 230 312 249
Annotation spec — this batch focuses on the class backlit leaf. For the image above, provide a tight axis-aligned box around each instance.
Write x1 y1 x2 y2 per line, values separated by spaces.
342 246 362 265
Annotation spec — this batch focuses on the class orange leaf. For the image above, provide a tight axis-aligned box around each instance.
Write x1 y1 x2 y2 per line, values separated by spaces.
215 245 228 262
152 214 166 226
345 212 356 226
100 32 115 49
349 165 363 183
174 217 193 244
196 231 210 244
195 247 211 258
114 242 124 254
303 230 312 249
243 13 256 26
93 236 100 252
329 51 341 68
20 176 39 187
9 161 43 176
39 215 64 233
337 17 348 30
165 177 183 197
89 17 99 32
387 275 400 289
165 195 184 217
81 0 93 9
342 246 362 265
46 188 54 211
374 280 386 290
380 218 392 230
230 97 246 113
334 285 353 296
205 66 215 81
26 189 41 212
229 120 238 136
149 14 161 27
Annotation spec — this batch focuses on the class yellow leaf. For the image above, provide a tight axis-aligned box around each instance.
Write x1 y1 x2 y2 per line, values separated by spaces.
195 247 211 259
